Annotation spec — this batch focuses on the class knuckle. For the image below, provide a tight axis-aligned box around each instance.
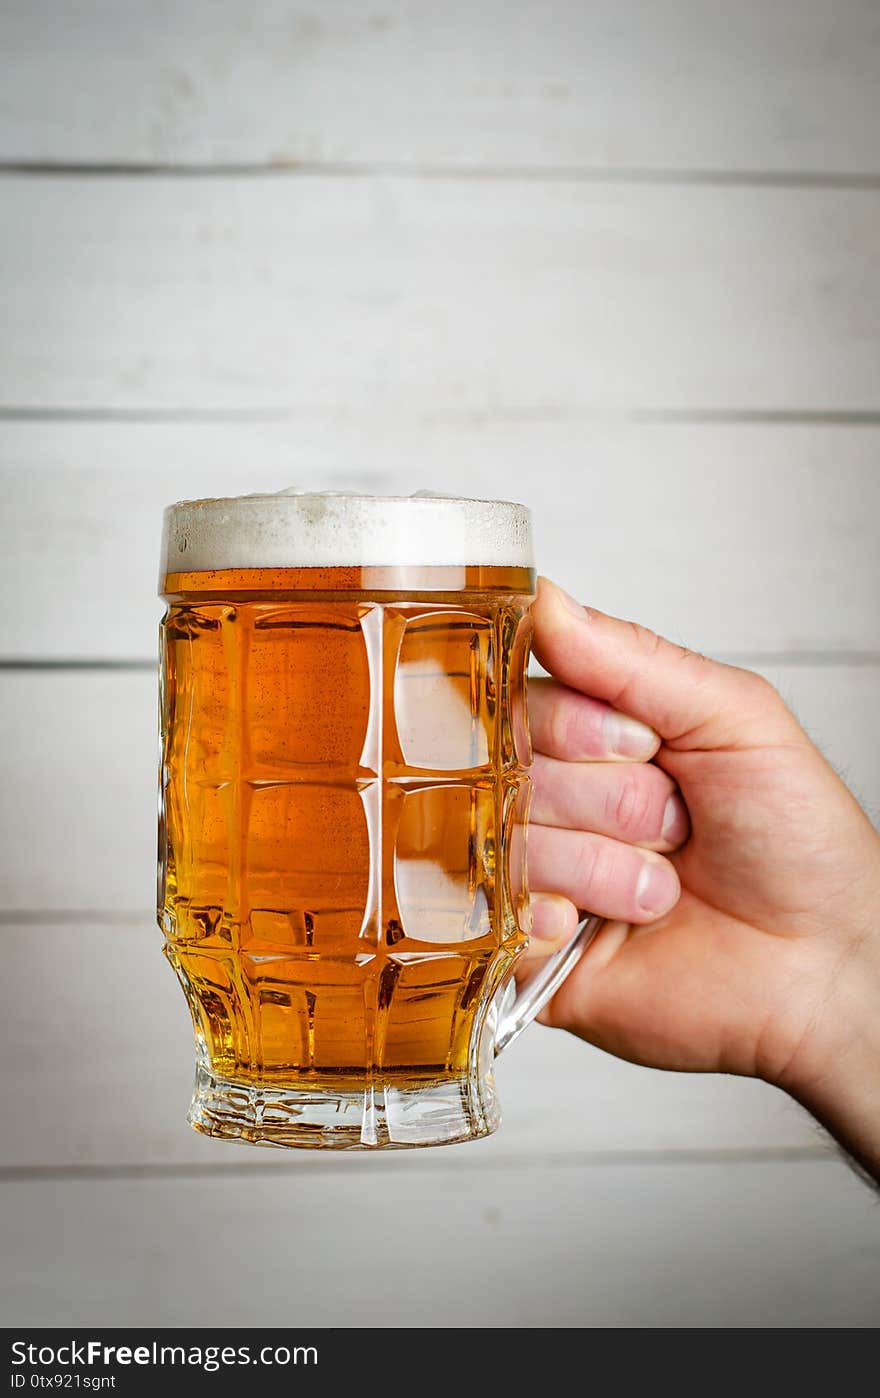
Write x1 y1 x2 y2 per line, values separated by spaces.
606 770 653 838
749 669 781 704
732 665 784 710
570 835 599 895
675 644 711 669
591 840 623 900
572 836 617 901
626 620 663 658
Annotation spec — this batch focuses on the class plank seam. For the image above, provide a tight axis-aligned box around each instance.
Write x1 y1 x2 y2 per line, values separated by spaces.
0 659 157 671
2 408 880 426
2 161 880 189
0 911 154 926
0 1146 836 1181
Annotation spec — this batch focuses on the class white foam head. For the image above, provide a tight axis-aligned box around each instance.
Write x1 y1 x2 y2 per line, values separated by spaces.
161 490 534 572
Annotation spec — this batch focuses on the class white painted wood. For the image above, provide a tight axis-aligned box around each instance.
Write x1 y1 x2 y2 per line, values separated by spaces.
1 1160 877 1326
0 918 821 1168
2 420 879 661
2 1 879 175
0 672 159 914
2 177 878 414
0 663 876 917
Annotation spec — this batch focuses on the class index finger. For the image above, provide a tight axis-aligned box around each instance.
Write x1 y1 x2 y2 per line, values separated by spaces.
531 576 784 747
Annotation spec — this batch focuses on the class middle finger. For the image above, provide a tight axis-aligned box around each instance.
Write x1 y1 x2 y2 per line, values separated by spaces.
530 751 690 851
529 676 660 762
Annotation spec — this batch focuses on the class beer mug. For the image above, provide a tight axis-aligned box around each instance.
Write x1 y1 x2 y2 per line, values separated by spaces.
158 492 600 1148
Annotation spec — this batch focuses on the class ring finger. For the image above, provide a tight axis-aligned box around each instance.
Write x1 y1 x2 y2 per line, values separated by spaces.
528 824 681 924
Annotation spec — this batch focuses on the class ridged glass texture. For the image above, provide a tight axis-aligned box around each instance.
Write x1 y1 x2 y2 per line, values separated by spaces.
159 580 533 1148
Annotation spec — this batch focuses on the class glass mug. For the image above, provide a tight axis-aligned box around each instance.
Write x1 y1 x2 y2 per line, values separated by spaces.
158 492 600 1148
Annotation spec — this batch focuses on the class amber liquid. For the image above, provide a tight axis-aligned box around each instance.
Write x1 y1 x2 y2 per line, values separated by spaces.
159 565 534 1094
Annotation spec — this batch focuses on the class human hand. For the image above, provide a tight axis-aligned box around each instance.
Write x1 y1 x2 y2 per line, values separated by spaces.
525 578 880 1179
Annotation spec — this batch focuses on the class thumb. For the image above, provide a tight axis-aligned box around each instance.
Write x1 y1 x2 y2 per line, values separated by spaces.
531 577 794 750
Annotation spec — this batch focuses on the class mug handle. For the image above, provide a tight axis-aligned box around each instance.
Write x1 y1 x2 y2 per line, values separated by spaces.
494 913 604 1056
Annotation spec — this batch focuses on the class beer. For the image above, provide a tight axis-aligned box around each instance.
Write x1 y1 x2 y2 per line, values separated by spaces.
159 494 535 1147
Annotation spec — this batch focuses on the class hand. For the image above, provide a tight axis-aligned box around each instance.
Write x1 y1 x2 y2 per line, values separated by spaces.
525 578 880 1180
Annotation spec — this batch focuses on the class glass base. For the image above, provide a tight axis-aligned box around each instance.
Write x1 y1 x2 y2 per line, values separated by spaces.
188 1063 501 1150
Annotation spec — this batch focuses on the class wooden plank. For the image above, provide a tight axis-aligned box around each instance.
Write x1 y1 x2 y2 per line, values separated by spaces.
1 177 878 414
0 663 877 918
2 420 880 661
2 1 879 175
0 673 160 914
0 919 821 1168
1 1160 877 1326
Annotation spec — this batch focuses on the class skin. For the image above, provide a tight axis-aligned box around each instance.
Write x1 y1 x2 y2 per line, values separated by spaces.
523 577 880 1183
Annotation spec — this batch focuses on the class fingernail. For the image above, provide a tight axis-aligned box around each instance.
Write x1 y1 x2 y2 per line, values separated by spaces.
636 860 679 916
529 892 572 940
661 793 690 844
604 711 659 759
556 584 589 621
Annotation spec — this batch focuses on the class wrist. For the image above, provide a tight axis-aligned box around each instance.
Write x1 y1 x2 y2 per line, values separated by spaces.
776 928 880 1181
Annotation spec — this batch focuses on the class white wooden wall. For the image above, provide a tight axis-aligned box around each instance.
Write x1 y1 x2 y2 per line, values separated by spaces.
1 1 879 1328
